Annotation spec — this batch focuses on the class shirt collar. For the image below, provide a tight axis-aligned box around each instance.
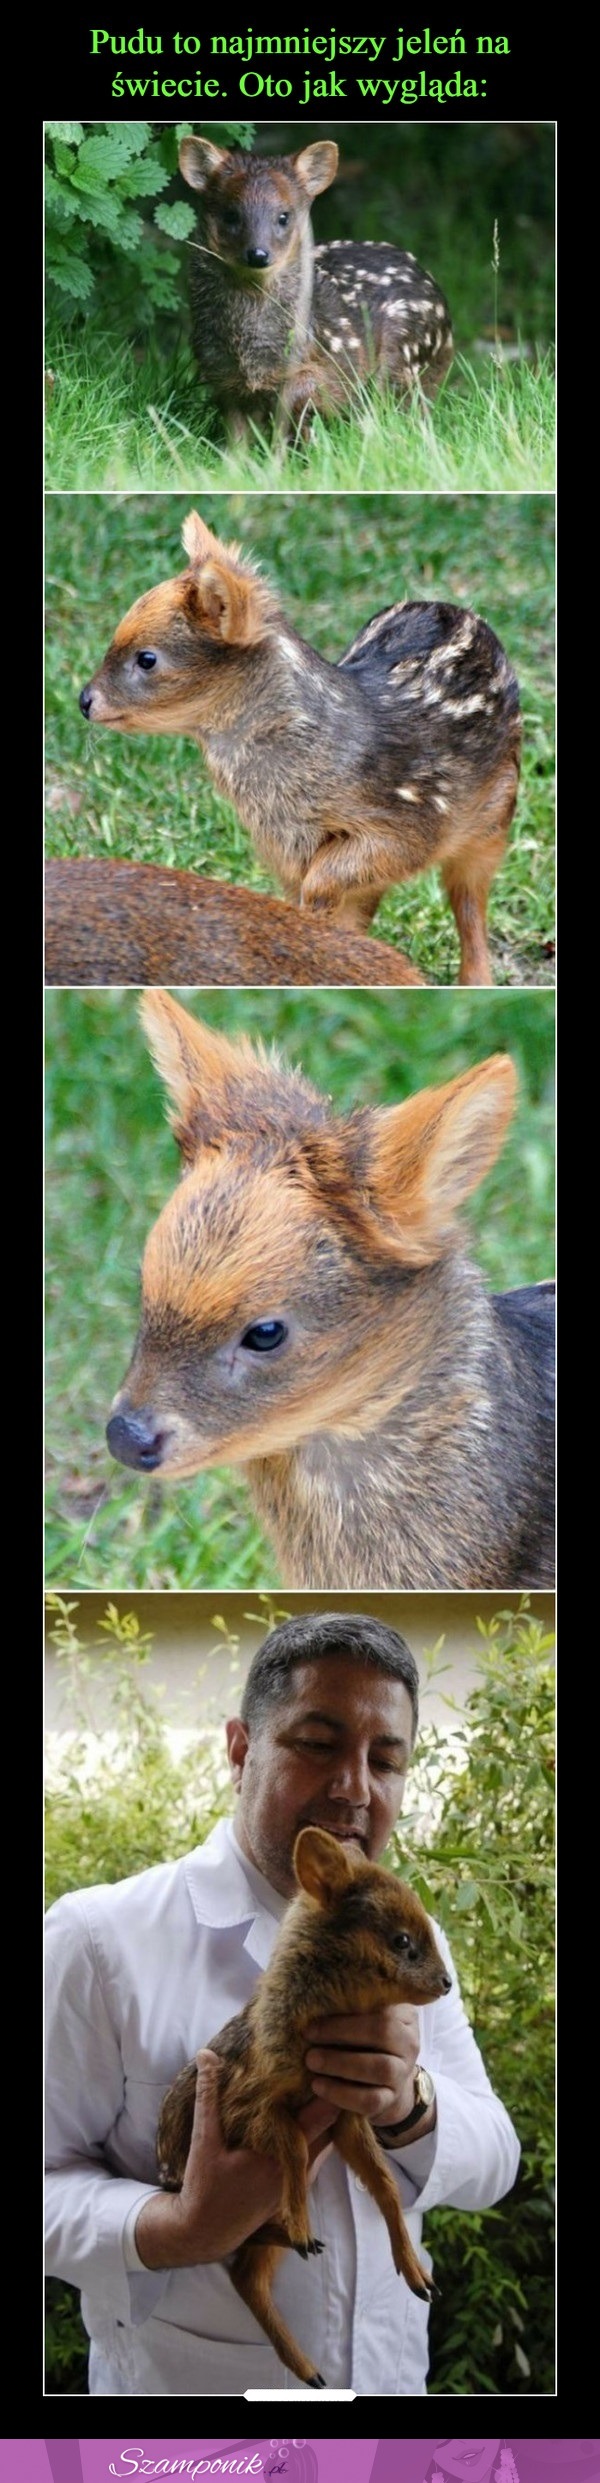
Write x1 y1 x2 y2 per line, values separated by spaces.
182 1814 288 1970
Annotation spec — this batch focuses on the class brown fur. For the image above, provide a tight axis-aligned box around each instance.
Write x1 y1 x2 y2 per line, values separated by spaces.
80 513 522 985
177 137 452 437
106 996 555 1589
44 858 425 987
156 1824 451 2387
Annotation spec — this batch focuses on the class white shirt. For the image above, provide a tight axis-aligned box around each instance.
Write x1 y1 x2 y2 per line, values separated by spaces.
45 1817 520 2398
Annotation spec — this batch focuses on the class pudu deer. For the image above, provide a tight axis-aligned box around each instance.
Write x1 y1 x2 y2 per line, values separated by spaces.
178 135 453 437
106 994 555 1590
157 1823 452 2389
80 512 522 986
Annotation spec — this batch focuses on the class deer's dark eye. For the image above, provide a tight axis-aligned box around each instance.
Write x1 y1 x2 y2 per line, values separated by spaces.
136 650 157 671
277 211 290 229
394 1931 418 1961
240 1320 288 1353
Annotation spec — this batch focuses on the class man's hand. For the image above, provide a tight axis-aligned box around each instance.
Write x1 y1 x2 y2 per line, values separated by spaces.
304 2004 431 2133
135 2050 338 2272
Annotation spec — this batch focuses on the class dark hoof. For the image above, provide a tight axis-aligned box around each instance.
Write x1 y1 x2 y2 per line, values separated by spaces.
306 2237 325 2255
309 2373 326 2388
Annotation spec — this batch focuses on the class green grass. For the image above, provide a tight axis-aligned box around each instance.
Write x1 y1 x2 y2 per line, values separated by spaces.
46 491 555 986
45 987 555 1592
45 334 555 494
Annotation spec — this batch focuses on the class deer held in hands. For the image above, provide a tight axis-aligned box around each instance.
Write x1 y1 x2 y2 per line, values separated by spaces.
106 994 555 1590
157 1823 451 2389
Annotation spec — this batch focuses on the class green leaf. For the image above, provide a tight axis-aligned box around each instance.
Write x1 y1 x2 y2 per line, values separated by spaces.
154 201 197 240
47 121 84 147
78 131 140 176
46 245 94 300
119 162 170 199
51 139 79 178
454 1877 479 1911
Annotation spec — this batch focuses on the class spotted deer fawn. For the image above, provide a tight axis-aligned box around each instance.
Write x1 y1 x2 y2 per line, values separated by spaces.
157 1824 451 2388
80 512 521 984
44 857 425 987
106 995 555 1589
178 136 453 437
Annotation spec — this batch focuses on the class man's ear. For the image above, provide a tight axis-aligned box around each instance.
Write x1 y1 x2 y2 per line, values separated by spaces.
226 1717 250 1788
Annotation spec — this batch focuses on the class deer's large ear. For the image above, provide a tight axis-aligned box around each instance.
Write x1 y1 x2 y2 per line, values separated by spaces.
140 991 256 1161
365 1053 518 1264
292 141 339 200
293 1826 360 1904
181 512 274 647
179 136 230 191
300 1054 516 1267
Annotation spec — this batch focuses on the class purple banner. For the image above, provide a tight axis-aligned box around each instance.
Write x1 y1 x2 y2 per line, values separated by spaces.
0 2447 598 2483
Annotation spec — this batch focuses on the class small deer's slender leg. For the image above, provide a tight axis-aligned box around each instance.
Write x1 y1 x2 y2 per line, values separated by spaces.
333 2111 434 2300
229 2240 326 2387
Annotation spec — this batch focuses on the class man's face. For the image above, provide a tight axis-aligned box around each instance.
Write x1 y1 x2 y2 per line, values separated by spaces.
226 1654 414 1895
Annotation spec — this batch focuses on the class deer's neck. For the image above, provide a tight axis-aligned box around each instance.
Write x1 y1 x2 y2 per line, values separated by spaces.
246 1261 540 1590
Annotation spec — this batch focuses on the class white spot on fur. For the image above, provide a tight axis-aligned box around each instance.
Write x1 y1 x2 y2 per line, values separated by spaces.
442 692 489 717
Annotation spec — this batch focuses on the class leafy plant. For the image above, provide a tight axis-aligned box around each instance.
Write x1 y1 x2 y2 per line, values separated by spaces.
45 122 255 326
396 1601 555 2393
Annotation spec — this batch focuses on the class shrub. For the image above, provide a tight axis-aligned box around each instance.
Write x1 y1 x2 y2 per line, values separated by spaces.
45 121 256 329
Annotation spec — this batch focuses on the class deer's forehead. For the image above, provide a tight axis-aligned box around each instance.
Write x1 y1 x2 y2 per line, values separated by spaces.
209 161 300 212
141 1153 321 1316
112 579 190 648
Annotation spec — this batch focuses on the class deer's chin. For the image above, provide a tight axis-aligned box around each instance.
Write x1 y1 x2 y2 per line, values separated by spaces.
156 1441 220 1480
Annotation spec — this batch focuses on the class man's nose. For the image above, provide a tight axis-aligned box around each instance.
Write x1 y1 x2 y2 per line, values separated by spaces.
327 1753 371 1801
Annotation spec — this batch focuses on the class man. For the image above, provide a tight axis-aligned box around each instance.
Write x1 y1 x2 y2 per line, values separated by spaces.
46 1610 520 2397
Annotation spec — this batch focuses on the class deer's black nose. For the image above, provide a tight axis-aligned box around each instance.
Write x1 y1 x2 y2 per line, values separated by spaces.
246 247 270 268
79 685 94 717
441 1973 452 1994
106 1406 167 1471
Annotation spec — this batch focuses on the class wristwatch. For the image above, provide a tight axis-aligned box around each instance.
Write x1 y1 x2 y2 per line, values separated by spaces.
378 2064 435 2140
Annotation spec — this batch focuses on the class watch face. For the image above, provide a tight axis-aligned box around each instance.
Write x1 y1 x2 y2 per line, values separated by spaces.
417 2066 434 2105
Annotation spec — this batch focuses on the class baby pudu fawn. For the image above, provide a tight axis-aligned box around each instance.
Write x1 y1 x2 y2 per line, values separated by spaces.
157 1824 452 2389
106 994 555 1590
178 136 453 437
80 513 522 985
44 858 425 988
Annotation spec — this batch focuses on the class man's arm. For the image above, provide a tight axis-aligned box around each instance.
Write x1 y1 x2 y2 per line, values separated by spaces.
46 1892 336 2317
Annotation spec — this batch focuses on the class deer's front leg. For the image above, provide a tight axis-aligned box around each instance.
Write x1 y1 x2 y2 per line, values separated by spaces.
300 826 404 931
334 2110 434 2300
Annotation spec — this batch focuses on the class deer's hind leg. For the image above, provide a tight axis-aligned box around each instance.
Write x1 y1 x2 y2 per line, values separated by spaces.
442 760 519 986
334 2110 434 2300
229 2239 326 2388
